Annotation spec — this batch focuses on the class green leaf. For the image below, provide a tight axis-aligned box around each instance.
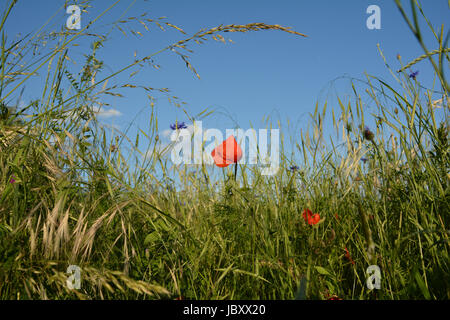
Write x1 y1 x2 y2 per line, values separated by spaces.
414 270 431 299
315 266 331 276
144 231 159 246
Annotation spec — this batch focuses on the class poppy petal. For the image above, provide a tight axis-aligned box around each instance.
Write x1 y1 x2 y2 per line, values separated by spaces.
211 135 243 167
211 147 232 167
312 214 320 224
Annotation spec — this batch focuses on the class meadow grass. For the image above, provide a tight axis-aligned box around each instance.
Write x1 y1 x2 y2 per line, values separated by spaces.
0 0 448 299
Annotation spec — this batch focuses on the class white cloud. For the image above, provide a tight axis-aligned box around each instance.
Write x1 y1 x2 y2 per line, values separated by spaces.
93 105 122 118
162 129 172 138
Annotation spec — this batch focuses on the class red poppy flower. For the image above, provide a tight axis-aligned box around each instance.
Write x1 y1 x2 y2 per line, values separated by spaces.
344 247 355 265
327 295 342 300
302 208 320 225
211 135 243 168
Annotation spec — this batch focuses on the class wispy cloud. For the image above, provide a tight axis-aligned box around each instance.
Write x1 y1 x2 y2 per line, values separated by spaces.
162 129 172 138
93 105 122 118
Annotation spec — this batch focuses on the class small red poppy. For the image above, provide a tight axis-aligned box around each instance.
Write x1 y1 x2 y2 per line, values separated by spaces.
302 208 320 225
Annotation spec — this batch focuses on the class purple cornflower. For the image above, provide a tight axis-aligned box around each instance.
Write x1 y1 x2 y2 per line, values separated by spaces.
409 70 419 80
9 174 16 184
289 165 299 171
170 121 187 130
363 126 374 141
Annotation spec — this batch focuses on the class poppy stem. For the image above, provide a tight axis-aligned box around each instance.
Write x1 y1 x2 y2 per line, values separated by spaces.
234 163 238 182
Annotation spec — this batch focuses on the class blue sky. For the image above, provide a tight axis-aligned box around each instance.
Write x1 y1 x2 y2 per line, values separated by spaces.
2 0 449 175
